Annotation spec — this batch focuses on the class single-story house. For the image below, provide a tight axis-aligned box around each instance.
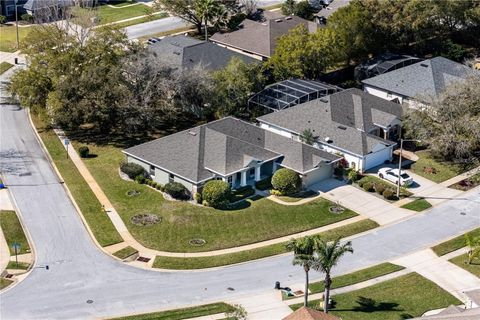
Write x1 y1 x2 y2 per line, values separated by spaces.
362 56 480 108
210 15 321 60
0 0 28 18
23 0 74 18
257 88 403 172
123 117 341 195
148 35 257 71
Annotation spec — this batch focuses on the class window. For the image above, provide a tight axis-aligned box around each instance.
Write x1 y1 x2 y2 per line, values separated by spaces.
227 176 233 187
169 173 174 183
6 5 15 16
149 165 155 176
249 168 255 177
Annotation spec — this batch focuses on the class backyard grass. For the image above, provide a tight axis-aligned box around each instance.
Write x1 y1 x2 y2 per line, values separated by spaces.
153 219 379 269
431 228 480 256
113 246 138 260
6 261 30 270
400 198 432 212
277 190 318 203
0 25 35 52
0 62 14 75
309 263 405 294
410 150 476 183
449 254 480 278
291 273 460 320
32 116 123 247
0 278 13 290
0 210 30 255
73 143 360 253
110 302 235 320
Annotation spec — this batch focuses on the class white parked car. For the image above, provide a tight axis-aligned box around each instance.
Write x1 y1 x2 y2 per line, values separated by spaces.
378 168 413 186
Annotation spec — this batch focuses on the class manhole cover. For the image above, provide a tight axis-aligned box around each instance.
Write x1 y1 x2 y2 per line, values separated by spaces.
137 256 151 263
126 190 141 197
460 212 466 215
189 238 206 246
131 214 161 226
329 206 345 214
86 300 94 304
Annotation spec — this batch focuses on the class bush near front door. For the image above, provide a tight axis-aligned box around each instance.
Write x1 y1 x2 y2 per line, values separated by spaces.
271 168 302 195
202 180 231 208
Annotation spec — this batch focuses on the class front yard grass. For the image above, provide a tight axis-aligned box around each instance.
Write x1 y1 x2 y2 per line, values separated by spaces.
74 143 360 253
95 3 154 24
6 261 30 270
432 228 480 256
277 190 318 203
400 198 432 212
0 278 13 290
449 254 480 278
0 62 14 75
356 175 412 200
0 210 30 255
153 219 379 269
0 25 35 52
291 273 460 320
309 263 405 294
110 302 235 320
32 116 123 247
113 12 168 29
411 150 476 183
113 246 138 260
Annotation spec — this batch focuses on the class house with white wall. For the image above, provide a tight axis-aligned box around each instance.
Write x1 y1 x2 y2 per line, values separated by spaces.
257 88 403 172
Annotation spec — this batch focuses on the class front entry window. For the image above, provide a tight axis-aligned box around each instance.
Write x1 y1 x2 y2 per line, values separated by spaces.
249 168 255 177
227 176 233 187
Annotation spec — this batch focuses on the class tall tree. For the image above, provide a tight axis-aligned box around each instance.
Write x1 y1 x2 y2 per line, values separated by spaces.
196 0 227 40
313 238 353 313
286 235 320 307
465 234 480 265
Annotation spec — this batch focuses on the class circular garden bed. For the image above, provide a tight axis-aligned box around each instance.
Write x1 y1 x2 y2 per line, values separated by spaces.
131 214 161 226
189 238 206 246
329 206 345 214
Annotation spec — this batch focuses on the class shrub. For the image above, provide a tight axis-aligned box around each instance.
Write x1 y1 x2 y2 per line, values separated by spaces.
270 189 283 196
155 183 162 190
120 162 146 180
21 13 33 23
78 146 89 158
194 192 202 204
333 166 344 177
348 170 360 182
362 182 374 192
357 179 365 188
375 183 386 195
135 175 146 184
202 180 231 208
255 176 272 190
231 185 255 202
164 182 190 200
0 15 6 24
271 168 302 195
383 188 397 200
151 181 158 188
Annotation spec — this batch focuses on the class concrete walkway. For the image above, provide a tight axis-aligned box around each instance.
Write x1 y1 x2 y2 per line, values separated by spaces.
391 249 480 302
441 166 480 187
228 291 292 320
267 193 322 206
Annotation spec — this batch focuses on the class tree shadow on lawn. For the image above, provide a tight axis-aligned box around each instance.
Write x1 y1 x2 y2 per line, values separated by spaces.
224 195 264 211
333 296 403 313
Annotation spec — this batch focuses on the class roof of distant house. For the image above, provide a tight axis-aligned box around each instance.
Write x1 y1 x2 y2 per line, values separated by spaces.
257 88 402 156
24 0 73 11
283 306 341 320
210 15 320 58
315 0 351 19
123 117 340 184
362 56 480 101
148 35 257 71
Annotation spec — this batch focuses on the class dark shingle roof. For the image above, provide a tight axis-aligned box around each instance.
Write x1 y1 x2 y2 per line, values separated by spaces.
148 35 257 71
362 56 480 101
257 89 402 156
210 16 320 58
123 117 340 184
24 0 73 11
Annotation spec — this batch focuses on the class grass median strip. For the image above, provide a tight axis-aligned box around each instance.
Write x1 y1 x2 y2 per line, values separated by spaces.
449 254 480 278
431 228 480 256
32 116 123 247
0 210 31 255
400 198 432 212
309 263 405 294
0 62 14 75
0 278 13 290
6 261 31 270
110 302 235 320
153 219 379 270
291 273 460 320
113 246 138 260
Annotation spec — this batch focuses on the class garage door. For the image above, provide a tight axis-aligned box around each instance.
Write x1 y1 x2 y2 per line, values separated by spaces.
304 164 333 186
364 148 391 171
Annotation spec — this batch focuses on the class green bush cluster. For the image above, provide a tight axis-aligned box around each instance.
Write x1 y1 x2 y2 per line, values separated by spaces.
120 162 146 180
194 192 202 204
164 182 190 200
347 170 360 182
135 175 146 184
255 176 272 190
78 146 89 158
382 188 396 200
375 183 386 195
271 168 302 195
202 180 231 209
362 182 374 192
21 13 33 23
230 185 255 202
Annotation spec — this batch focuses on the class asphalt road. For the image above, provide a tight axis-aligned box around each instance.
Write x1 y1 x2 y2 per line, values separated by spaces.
0 105 479 320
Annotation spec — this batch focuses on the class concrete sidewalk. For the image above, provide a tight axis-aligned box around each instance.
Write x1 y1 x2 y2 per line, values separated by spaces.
228 291 292 320
391 249 480 302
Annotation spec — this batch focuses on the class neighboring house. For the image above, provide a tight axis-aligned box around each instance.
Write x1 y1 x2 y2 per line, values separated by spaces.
283 306 341 320
210 15 321 60
257 88 403 172
123 117 341 195
0 0 28 18
313 0 351 22
362 56 480 108
23 0 74 17
148 35 257 71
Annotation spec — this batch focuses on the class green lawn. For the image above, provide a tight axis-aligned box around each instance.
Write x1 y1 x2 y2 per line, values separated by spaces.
309 263 405 294
75 143 359 253
400 198 432 212
432 228 480 256
113 246 138 259
411 150 476 183
110 302 235 320
449 254 480 278
0 210 31 255
291 273 460 320
357 175 412 200
0 278 13 290
0 25 35 52
33 116 123 247
0 62 14 75
94 3 154 24
277 190 318 203
153 219 379 269
6 261 30 270
113 12 168 29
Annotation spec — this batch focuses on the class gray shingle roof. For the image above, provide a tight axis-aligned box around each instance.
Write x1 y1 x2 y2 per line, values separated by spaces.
257 89 402 156
148 35 257 71
123 117 340 184
24 0 73 11
210 16 320 58
362 56 480 101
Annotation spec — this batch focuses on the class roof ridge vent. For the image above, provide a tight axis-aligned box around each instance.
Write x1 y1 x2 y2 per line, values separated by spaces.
338 125 347 130
420 63 429 67
319 98 328 103
275 19 283 23
285 16 292 20
188 130 197 136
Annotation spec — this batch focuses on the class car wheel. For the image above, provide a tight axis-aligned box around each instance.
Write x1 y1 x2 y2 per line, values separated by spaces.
379 173 384 179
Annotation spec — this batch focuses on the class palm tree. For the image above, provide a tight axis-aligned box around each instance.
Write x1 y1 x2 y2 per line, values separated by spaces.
465 234 480 264
195 0 225 41
313 237 354 313
286 235 319 307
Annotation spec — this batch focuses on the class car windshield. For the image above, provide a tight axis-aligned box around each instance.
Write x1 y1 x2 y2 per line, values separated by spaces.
401 173 410 179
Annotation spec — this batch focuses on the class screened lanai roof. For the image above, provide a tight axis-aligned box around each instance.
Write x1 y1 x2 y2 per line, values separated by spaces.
248 79 342 112
354 53 423 80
